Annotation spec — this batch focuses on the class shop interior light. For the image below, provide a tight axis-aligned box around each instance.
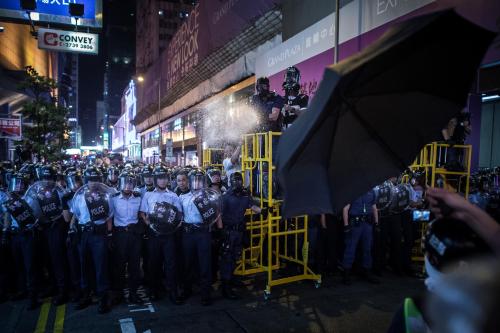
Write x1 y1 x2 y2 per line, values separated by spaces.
482 94 500 102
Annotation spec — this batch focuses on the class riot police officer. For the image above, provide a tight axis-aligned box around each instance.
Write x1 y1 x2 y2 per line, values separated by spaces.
24 165 68 305
250 77 285 133
106 166 120 189
219 172 262 299
281 66 309 130
2 172 39 309
138 165 155 197
139 165 183 304
207 168 226 194
111 171 144 304
72 166 115 314
63 168 84 302
180 169 222 306
174 169 190 196
341 189 380 285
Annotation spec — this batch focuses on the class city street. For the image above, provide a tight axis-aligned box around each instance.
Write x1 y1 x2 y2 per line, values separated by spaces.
0 274 423 333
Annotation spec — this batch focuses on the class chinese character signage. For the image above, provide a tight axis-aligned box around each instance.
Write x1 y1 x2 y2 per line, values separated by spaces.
38 28 98 55
0 118 22 140
0 0 102 28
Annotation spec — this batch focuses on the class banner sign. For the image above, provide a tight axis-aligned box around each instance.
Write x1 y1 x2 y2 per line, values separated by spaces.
38 28 98 55
0 0 102 28
0 118 22 140
164 0 281 90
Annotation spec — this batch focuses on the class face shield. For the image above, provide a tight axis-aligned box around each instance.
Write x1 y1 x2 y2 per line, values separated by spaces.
189 174 205 192
108 169 118 183
8 176 26 193
119 175 137 192
66 174 82 191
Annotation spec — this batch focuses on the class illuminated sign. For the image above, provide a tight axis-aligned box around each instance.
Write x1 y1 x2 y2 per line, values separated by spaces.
38 28 98 54
0 0 102 29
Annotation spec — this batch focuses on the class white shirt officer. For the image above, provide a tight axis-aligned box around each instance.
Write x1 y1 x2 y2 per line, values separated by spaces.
179 191 203 224
110 192 142 227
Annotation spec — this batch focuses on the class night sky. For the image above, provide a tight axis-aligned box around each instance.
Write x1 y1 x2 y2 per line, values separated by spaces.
78 0 135 145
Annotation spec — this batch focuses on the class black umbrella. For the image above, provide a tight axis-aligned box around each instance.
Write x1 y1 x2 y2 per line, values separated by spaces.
277 10 497 218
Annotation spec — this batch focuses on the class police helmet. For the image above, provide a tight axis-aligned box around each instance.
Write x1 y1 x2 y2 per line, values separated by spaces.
141 165 154 177
206 168 222 187
188 169 206 192
119 171 137 192
423 217 493 272
256 77 270 95
153 165 170 189
83 166 103 184
38 165 58 181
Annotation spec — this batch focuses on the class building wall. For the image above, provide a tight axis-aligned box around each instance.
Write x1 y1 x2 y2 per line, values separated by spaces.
0 21 56 78
282 0 336 41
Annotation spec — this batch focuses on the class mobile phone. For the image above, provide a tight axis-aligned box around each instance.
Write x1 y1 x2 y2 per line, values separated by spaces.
412 209 430 222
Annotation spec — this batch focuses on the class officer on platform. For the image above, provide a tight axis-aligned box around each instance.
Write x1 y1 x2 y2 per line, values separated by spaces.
250 77 285 133
180 169 221 306
110 171 144 305
72 166 115 314
219 172 263 299
341 189 380 285
139 165 183 305
281 66 309 130
25 165 68 306
1 172 39 309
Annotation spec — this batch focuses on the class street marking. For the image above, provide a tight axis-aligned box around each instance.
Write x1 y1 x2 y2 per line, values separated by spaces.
34 298 51 333
129 304 155 313
119 318 137 333
53 305 66 333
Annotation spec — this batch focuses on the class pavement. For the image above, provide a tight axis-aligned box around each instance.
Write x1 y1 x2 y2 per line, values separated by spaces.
0 272 424 333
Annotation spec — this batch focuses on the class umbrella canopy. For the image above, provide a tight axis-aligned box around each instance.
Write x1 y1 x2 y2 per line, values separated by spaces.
277 10 497 218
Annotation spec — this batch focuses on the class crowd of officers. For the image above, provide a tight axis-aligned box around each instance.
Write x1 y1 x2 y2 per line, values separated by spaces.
0 161 263 314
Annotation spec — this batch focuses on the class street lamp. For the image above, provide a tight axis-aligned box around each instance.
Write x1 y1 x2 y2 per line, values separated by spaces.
135 75 162 164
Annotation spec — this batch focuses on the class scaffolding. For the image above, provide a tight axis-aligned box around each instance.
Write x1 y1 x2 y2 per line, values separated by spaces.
234 131 321 298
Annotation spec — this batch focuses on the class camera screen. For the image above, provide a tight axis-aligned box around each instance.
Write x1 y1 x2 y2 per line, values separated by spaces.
412 210 430 221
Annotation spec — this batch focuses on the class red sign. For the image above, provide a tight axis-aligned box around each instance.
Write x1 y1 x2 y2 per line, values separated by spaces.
0 118 22 139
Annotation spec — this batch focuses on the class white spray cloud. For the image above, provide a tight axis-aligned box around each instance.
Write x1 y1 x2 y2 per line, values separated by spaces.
201 100 260 147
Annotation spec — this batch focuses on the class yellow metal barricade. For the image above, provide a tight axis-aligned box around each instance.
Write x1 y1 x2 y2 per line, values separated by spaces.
408 142 472 267
236 131 321 298
202 148 224 169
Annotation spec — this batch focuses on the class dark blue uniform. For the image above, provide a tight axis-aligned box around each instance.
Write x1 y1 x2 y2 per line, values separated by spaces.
220 189 254 283
342 190 376 270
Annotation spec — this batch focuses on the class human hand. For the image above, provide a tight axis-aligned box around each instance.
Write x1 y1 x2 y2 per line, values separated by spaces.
425 187 472 220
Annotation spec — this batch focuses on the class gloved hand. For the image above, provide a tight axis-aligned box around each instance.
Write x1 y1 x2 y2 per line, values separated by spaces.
343 224 352 237
106 232 114 251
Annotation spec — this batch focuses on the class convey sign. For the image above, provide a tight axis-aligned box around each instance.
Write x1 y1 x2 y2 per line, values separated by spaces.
38 28 98 55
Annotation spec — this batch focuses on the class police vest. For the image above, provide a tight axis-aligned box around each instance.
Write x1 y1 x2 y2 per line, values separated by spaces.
84 189 110 222
5 194 37 229
37 187 63 221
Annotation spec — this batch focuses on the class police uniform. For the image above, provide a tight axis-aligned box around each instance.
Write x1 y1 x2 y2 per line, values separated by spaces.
72 185 115 299
62 190 81 298
281 93 309 130
140 189 182 300
2 193 38 304
25 184 68 301
219 189 254 285
180 191 212 302
110 192 143 296
342 190 376 271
